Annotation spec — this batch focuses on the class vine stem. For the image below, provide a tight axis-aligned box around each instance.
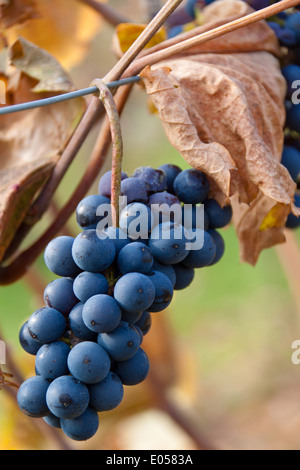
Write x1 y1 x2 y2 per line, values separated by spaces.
0 85 132 285
0 0 184 266
123 0 300 77
1 0 296 279
90 79 123 228
103 0 184 83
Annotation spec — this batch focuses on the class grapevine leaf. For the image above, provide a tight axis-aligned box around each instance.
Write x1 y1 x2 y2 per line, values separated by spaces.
0 0 38 30
9 37 75 92
113 23 167 56
140 0 299 265
0 41 86 263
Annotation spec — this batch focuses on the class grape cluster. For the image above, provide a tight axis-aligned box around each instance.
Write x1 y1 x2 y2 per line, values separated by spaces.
268 8 300 229
18 163 232 442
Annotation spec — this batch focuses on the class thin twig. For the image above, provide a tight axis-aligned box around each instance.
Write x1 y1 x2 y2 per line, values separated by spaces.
23 0 184 226
78 0 129 26
124 0 300 77
103 0 185 83
0 85 132 285
91 79 123 227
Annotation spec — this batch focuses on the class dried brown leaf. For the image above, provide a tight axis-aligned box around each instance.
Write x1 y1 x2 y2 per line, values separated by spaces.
0 0 38 30
0 41 85 262
140 0 299 264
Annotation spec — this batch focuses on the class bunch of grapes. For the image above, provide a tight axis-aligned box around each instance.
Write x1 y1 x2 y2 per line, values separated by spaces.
17 163 232 442
268 7 300 229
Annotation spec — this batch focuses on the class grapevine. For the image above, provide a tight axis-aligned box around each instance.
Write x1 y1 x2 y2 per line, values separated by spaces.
1 0 300 451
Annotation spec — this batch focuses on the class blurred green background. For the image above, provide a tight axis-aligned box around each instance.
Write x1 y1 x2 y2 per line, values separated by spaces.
2 0 300 451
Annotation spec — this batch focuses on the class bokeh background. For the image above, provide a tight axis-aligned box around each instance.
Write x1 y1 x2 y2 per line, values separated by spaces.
1 0 300 450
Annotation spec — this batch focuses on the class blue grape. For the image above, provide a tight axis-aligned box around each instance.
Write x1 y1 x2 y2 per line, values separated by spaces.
281 145 300 182
68 303 97 341
67 341 110 384
46 375 90 419
174 169 210 204
149 222 190 265
133 166 167 193
183 229 216 268
27 307 66 344
204 199 232 229
35 341 70 380
173 264 195 290
182 204 209 231
185 0 202 18
19 322 42 355
117 242 154 275
286 103 300 133
286 194 300 229
43 413 61 429
208 229 225 265
149 191 181 226
120 177 148 203
112 348 150 386
248 0 269 10
268 21 297 47
72 229 115 273
285 12 300 43
82 294 122 334
61 407 99 442
97 321 141 361
76 194 111 229
89 372 124 412
104 226 131 254
114 272 156 313
152 259 176 287
147 271 174 312
148 191 180 207
119 203 153 240
282 65 300 98
73 272 109 303
121 310 143 324
17 376 50 418
158 164 182 193
98 170 128 198
44 236 81 278
44 278 78 316
135 311 152 336
135 325 144 345
168 25 184 39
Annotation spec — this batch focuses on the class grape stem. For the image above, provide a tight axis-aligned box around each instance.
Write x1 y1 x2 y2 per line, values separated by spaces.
1 0 185 263
1 0 296 281
90 79 123 228
123 0 300 77
0 85 132 285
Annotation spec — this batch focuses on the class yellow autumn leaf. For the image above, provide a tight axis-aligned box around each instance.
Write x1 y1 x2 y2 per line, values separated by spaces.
114 22 167 55
5 0 102 69
259 203 289 231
